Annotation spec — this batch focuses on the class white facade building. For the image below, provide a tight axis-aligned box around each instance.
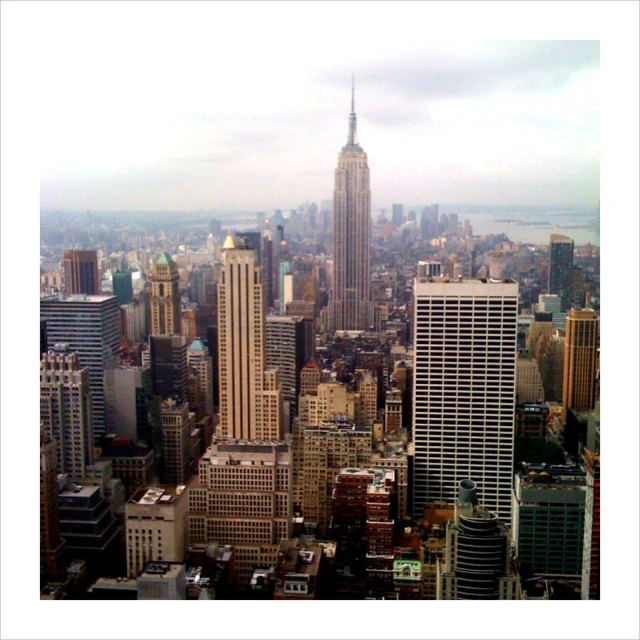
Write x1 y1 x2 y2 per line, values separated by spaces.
412 277 518 524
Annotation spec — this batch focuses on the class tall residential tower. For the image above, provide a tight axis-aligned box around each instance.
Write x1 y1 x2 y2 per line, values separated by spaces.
328 81 373 332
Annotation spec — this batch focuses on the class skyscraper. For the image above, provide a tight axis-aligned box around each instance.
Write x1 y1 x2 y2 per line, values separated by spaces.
187 339 214 419
562 309 599 421
328 81 373 332
150 252 181 336
218 233 283 440
149 335 188 405
63 249 100 295
412 277 518 524
265 315 314 414
548 234 575 312
392 203 404 227
40 346 94 479
40 426 66 581
581 403 600 600
40 294 120 439
112 270 134 305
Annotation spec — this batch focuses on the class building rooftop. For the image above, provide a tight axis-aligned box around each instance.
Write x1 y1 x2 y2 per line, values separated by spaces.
415 276 518 286
41 293 117 304
188 338 206 351
138 562 184 581
155 252 175 266
101 443 153 459
129 485 186 506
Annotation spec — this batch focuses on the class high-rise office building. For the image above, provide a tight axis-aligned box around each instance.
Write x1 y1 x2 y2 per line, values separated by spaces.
412 277 518 524
516 355 545 404
217 233 283 440
262 233 275 309
40 347 94 479
392 204 404 227
265 316 314 414
205 326 219 411
562 309 599 421
63 249 100 295
104 365 157 442
112 270 134 305
187 339 214 419
40 426 66 581
187 440 292 587
40 319 48 358
581 403 600 600
548 234 574 312
278 256 292 315
149 335 188 405
328 82 373 332
160 400 194 485
513 464 586 578
40 294 120 439
539 332 565 403
538 294 565 331
150 252 181 336
120 297 147 343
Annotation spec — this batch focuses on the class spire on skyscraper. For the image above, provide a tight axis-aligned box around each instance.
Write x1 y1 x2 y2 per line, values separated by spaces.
346 75 360 149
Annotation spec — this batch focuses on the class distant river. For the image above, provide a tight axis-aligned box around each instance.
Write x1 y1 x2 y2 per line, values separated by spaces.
439 209 599 246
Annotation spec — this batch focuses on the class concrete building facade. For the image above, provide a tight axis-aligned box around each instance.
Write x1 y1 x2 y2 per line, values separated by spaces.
126 485 190 579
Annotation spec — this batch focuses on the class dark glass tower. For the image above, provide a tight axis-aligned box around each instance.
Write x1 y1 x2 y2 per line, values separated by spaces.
548 234 574 312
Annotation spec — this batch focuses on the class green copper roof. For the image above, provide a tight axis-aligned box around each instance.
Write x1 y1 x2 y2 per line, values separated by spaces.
156 252 174 265
189 339 206 351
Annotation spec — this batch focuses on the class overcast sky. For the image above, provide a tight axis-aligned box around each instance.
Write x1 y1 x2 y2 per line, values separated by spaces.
33 4 600 212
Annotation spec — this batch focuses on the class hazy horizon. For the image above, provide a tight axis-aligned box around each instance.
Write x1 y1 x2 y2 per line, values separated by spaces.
36 6 599 212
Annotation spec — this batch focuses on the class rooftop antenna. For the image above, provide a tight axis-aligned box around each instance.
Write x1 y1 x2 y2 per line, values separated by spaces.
351 73 355 114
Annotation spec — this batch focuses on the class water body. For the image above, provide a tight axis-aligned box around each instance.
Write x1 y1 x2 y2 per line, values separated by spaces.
456 210 599 246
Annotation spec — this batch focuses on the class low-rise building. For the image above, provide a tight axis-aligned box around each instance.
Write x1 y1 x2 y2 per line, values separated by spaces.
274 539 323 600
137 561 186 600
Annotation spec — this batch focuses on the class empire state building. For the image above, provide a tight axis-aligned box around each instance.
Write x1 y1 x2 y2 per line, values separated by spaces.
328 82 373 332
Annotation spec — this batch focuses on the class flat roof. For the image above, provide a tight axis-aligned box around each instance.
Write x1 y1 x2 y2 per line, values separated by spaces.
41 294 118 303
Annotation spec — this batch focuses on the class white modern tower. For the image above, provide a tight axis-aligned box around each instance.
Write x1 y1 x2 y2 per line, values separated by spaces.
412 277 519 524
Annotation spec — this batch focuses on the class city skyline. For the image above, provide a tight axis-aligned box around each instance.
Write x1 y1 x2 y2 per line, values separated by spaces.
4 0 639 637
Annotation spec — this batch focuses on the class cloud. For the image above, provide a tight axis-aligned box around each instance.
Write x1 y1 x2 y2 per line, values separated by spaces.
318 41 599 103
